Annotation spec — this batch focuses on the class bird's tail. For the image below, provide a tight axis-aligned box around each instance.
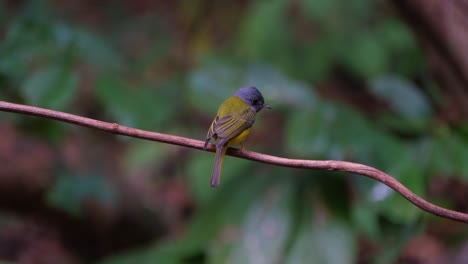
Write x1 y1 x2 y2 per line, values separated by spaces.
210 145 227 187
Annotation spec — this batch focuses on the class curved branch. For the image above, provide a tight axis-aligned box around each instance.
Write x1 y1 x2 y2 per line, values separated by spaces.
1 101 467 223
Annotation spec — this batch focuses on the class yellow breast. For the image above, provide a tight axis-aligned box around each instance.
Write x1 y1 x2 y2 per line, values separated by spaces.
227 127 251 146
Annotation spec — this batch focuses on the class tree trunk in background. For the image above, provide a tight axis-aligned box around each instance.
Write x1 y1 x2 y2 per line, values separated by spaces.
391 0 468 120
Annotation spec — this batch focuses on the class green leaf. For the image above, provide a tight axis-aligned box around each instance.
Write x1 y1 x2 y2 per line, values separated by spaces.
298 36 336 81
21 65 78 110
189 59 243 112
377 18 423 76
47 173 116 217
286 220 356 264
301 0 339 22
100 170 269 264
0 17 62 81
190 61 315 112
351 202 380 239
214 184 293 263
369 75 432 120
75 29 122 69
187 153 217 204
378 18 416 52
286 104 331 157
341 32 388 78
369 150 424 223
244 64 316 108
124 139 172 172
287 102 376 160
96 75 178 129
430 131 468 178
287 98 424 223
187 150 254 205
238 0 294 70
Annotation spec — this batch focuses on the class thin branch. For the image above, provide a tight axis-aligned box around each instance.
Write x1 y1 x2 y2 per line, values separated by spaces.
1 101 467 223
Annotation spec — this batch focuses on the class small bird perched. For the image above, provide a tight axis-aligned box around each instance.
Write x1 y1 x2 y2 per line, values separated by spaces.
204 86 270 187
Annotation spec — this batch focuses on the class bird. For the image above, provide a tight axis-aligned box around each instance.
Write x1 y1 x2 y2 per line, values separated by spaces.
204 86 270 187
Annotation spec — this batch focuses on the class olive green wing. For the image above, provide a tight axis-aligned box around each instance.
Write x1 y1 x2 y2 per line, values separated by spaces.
215 109 255 139
207 107 256 146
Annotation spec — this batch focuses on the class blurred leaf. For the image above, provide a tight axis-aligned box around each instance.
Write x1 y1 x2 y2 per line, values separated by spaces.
100 170 270 264
50 22 75 50
238 0 294 71
21 65 78 110
188 150 253 205
317 173 352 219
369 75 432 120
377 18 424 77
287 105 330 157
96 75 134 125
3 3 51 46
190 61 314 112
350 130 424 223
287 102 376 160
96 75 178 129
288 98 424 223
351 202 380 239
430 130 468 178
0 17 53 79
368 146 424 223
188 153 217 204
297 36 336 81
189 59 243 111
244 64 316 108
47 173 116 217
347 0 373 18
134 35 172 72
286 220 356 264
374 223 422 264
0 11 120 87
239 0 287 56
215 184 293 263
301 0 338 22
125 139 172 172
74 29 122 69
341 32 388 78
378 18 415 50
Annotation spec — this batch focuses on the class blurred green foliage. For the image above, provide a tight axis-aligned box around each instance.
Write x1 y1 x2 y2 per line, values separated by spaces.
47 172 116 217
1 0 467 263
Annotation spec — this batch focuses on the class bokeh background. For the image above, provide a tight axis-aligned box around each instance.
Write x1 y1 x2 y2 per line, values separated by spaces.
1 0 468 263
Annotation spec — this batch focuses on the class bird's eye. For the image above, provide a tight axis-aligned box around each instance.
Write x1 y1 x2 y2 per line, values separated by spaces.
252 99 259 105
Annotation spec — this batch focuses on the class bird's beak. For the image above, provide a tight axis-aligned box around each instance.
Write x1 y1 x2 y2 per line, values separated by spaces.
265 104 271 109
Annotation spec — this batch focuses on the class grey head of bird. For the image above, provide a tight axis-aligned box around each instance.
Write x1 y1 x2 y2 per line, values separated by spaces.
234 86 271 112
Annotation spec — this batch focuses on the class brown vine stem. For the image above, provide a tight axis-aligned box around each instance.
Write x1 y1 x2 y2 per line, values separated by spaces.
1 100 467 223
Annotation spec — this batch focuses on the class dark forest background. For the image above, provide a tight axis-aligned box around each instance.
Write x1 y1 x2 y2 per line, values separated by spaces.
1 0 468 263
